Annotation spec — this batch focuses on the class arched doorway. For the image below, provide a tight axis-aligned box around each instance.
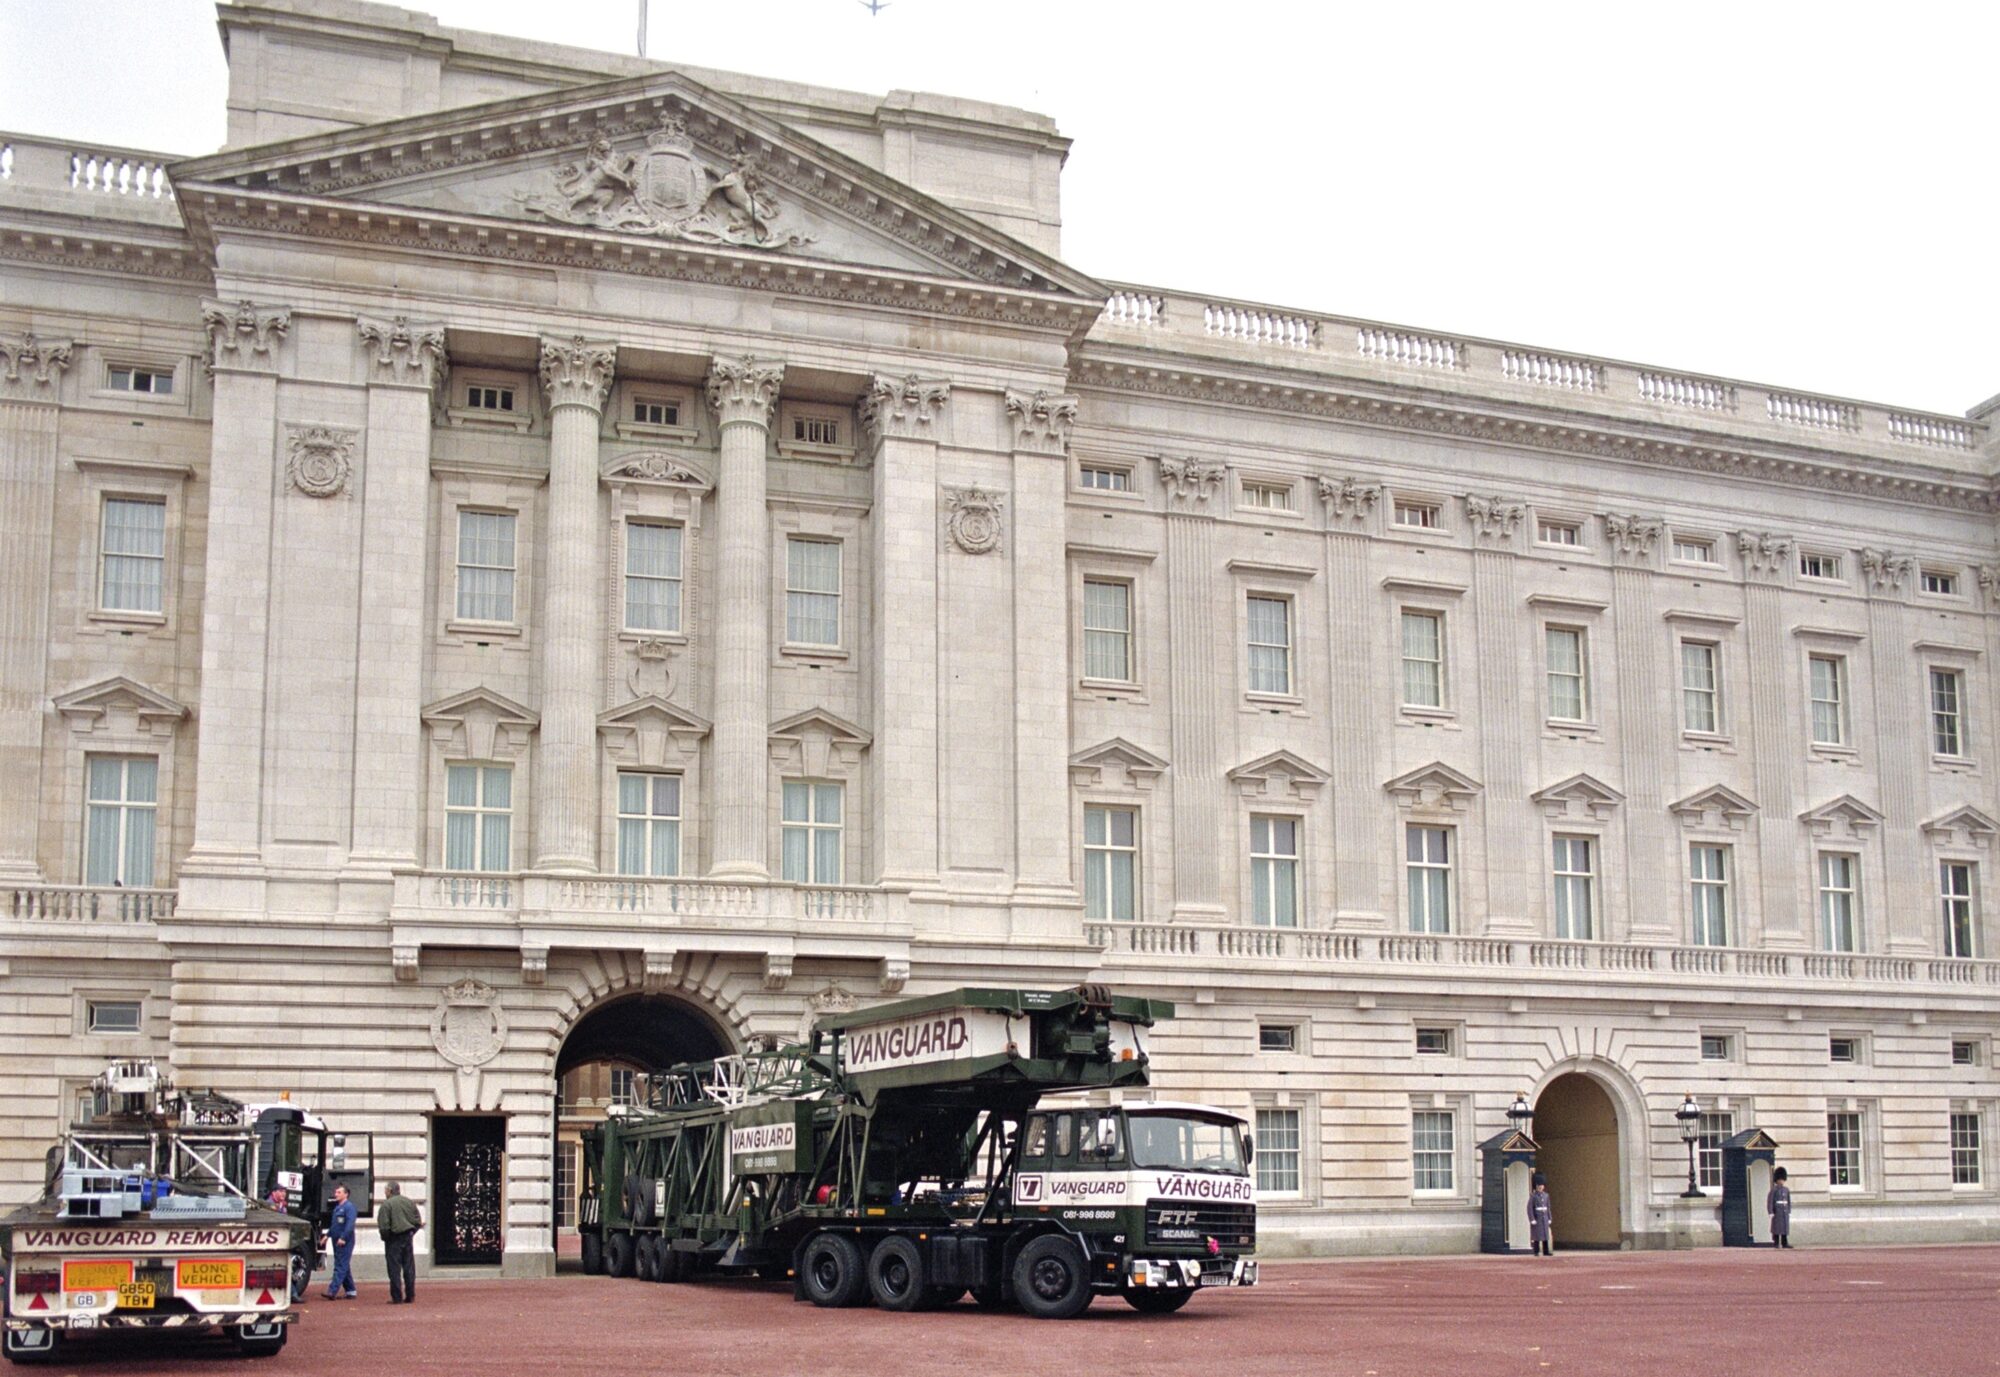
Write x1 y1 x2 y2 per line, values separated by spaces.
1534 1072 1622 1248
549 993 732 1262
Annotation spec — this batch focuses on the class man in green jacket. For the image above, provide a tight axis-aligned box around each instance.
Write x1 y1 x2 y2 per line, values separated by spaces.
377 1182 423 1304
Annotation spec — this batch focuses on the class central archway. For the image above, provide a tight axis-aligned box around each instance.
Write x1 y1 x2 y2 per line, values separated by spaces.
549 993 733 1262
1534 1072 1622 1248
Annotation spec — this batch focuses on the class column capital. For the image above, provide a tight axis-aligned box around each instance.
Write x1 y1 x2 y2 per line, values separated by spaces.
357 314 447 392
1156 454 1227 510
539 335 617 413
1859 548 1917 600
202 298 292 376
1464 493 1527 546
0 333 74 402
1736 530 1794 583
1317 474 1381 526
859 372 950 446
1604 512 1664 564
1003 387 1077 455
705 355 784 428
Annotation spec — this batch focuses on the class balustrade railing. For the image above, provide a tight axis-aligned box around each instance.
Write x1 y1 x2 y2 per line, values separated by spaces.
1637 371 1737 412
1767 391 1860 431
0 133 178 203
6 884 174 923
1356 326 1463 370
1501 349 1602 391
399 871 896 927
1886 412 1977 449
1205 303 1317 348
1100 290 1166 328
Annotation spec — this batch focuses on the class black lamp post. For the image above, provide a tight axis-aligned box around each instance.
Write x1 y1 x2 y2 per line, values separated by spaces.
1507 1090 1533 1134
1675 1092 1704 1198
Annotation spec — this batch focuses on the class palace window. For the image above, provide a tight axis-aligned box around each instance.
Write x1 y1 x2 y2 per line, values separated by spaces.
107 365 173 395
609 1067 637 1107
785 537 841 647
1537 519 1580 546
1552 834 1596 940
554 1143 579 1229
465 384 514 413
1401 611 1444 708
631 397 680 427
1680 640 1721 734
1407 825 1452 934
1083 806 1138 922
780 781 843 884
1247 595 1292 695
1255 1107 1301 1194
1546 626 1588 721
85 999 142 1035
1700 1033 1734 1062
616 772 681 878
455 510 517 623
444 764 512 872
1951 1111 1983 1187
1808 655 1847 747
1672 536 1716 564
1922 570 1960 596
100 497 166 614
792 413 839 447
1941 861 1978 959
1392 499 1440 530
1259 1022 1300 1053
1411 1110 1455 1193
623 521 683 633
1818 853 1859 952
1415 1026 1454 1057
1799 551 1843 581
1250 815 1299 928
1079 463 1132 492
1953 1039 1982 1067
1697 1110 1734 1190
1931 668 1966 758
1242 480 1294 512
1826 1111 1863 1189
1691 843 1731 947
1082 580 1133 682
84 755 156 888
1829 1035 1860 1064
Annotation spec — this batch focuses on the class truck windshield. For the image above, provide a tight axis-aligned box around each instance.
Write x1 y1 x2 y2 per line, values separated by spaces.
1125 1114 1246 1174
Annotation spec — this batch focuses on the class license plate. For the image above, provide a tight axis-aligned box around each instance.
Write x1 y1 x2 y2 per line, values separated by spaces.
69 1314 98 1330
63 1260 133 1291
177 1259 244 1290
117 1282 155 1309
1200 1272 1231 1287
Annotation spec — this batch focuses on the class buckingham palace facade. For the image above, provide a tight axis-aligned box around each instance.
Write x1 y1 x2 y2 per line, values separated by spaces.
1 0 1995 1270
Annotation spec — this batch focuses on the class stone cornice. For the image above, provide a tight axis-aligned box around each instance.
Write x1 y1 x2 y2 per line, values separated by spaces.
0 212 210 286
1071 354 1998 515
705 356 784 428
539 335 617 413
859 373 951 445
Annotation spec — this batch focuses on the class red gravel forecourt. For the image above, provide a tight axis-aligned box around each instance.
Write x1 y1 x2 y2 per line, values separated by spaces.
27 1244 2000 1377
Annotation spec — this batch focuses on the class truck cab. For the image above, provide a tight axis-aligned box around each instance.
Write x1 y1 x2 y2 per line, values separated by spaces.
244 1104 373 1301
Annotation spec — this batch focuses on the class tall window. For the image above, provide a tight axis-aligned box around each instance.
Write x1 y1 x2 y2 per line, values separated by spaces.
100 497 166 613
1931 669 1966 758
1247 595 1292 694
1407 826 1452 934
1951 1112 1983 1187
444 764 512 872
455 510 516 622
1691 844 1730 947
1083 806 1138 921
1250 815 1299 928
623 522 683 633
1697 1110 1734 1191
608 1067 638 1107
1826 1111 1863 1188
1552 835 1595 940
1082 580 1132 682
1401 611 1444 708
1546 627 1587 721
1411 1110 1455 1192
554 1143 579 1229
1819 852 1859 952
1681 641 1720 734
616 773 681 877
780 781 843 883
1941 861 1978 959
84 756 157 888
1254 1107 1301 1194
1808 655 1846 746
785 538 841 646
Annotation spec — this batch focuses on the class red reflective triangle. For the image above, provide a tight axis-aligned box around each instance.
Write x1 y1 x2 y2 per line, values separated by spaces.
256 1290 275 1306
27 1294 47 1311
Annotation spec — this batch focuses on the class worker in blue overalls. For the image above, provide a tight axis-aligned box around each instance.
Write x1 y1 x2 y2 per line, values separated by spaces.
323 1182 358 1299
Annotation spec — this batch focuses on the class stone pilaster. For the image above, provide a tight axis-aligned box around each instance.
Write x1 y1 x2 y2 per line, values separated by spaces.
705 356 784 880
1739 530 1801 946
1605 514 1670 942
533 336 616 874
862 373 950 888
344 317 446 886
1159 455 1229 921
1320 475 1385 926
0 335 74 879
1005 388 1077 898
1861 550 1926 954
184 299 292 891
1467 495 1530 934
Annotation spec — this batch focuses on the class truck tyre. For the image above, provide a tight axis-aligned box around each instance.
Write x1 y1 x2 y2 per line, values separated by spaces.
604 1231 635 1278
580 1231 604 1275
800 1232 867 1308
1012 1234 1093 1319
866 1235 926 1312
288 1248 313 1303
622 1175 657 1228
1121 1285 1194 1314
2 1326 57 1365
635 1235 660 1282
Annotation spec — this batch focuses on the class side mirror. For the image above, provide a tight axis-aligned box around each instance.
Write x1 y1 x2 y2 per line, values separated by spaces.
1242 1134 1255 1166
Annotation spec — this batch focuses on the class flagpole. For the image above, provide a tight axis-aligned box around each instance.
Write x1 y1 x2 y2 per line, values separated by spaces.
637 0 648 57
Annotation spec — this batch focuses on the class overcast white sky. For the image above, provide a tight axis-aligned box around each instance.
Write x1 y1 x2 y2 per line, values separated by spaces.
1 0 1992 415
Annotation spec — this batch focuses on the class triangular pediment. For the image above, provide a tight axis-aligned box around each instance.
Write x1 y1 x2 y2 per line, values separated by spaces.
52 676 189 733
1228 749 1329 801
769 707 871 745
420 686 538 760
598 695 709 766
1669 784 1759 820
1384 762 1483 811
170 71 1104 307
1070 738 1169 791
1530 772 1624 821
1798 794 1885 837
1722 1128 1780 1152
1921 805 1999 846
598 695 710 735
768 707 871 775
421 687 539 728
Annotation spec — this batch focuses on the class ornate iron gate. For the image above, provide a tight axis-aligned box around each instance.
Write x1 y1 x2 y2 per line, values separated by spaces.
433 1116 505 1265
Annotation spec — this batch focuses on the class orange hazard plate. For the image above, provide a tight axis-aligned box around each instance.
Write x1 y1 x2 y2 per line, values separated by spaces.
177 1258 244 1290
63 1260 132 1291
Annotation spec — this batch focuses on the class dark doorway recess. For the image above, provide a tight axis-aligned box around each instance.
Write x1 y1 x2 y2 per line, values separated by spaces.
1533 1073 1622 1249
434 1115 506 1265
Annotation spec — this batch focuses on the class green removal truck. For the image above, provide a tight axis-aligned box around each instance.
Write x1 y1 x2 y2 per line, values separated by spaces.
575 985 1258 1319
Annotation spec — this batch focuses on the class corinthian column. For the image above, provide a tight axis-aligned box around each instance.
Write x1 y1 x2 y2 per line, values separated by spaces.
533 336 616 874
0 334 75 880
1158 455 1230 922
705 356 784 879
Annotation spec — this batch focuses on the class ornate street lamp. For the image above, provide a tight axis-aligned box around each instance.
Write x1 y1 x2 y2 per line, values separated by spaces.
1675 1092 1704 1198
1507 1090 1534 1133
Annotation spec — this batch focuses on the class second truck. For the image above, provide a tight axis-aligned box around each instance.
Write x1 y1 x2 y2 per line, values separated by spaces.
576 985 1258 1318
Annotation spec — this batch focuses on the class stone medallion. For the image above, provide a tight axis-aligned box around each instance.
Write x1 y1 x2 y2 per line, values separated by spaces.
430 977 506 1068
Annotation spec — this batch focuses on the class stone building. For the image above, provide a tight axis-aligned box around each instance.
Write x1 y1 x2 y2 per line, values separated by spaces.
1 0 1995 1270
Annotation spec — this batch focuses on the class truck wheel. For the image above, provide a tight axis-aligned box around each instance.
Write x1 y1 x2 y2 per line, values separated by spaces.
2 1326 57 1365
800 1232 867 1308
635 1235 660 1282
580 1231 604 1275
1121 1285 1194 1314
623 1175 657 1228
288 1249 313 1303
604 1231 635 1278
867 1235 926 1312
1012 1235 1093 1319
